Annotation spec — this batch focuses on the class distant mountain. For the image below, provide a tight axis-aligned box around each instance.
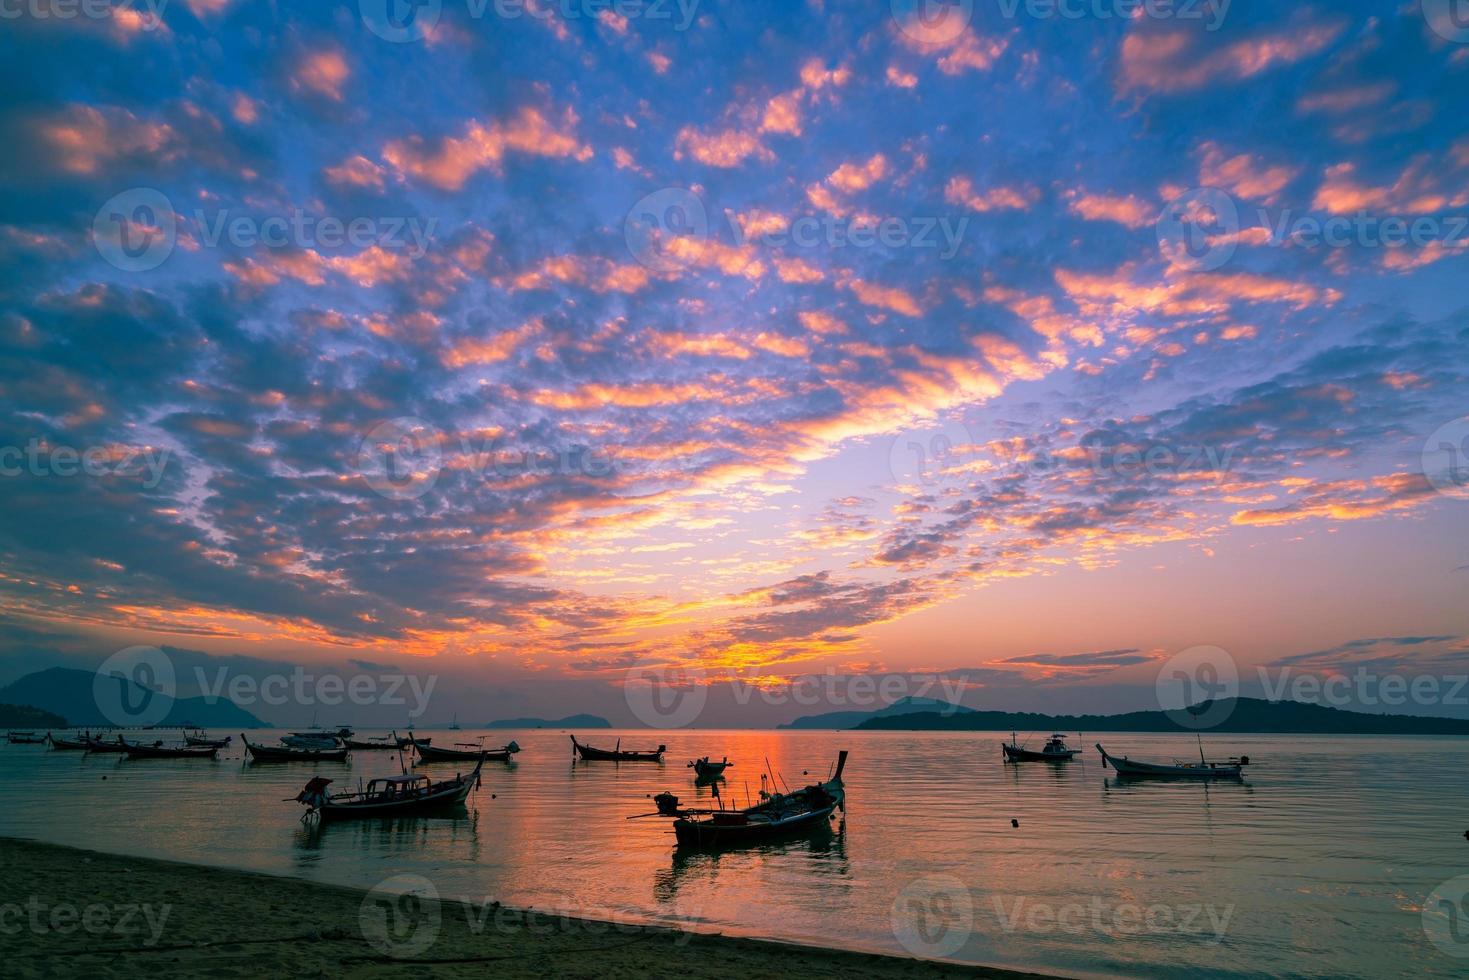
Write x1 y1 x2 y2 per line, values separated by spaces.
484 713 611 729
0 702 68 728
0 667 268 728
779 696 975 730
854 697 1469 734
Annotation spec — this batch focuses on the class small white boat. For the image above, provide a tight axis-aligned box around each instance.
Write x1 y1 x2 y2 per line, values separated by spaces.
1003 733 1080 762
1095 742 1248 780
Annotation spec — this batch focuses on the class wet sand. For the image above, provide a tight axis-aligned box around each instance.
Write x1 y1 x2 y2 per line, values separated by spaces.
1 837 1056 979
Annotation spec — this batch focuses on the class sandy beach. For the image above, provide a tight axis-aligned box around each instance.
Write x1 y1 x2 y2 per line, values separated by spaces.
1 837 1054 979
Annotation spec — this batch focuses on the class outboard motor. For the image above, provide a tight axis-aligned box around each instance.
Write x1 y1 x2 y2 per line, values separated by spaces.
654 792 681 816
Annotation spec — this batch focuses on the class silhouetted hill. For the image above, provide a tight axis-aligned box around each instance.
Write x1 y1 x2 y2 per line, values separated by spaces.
779 696 975 729
0 702 68 728
852 698 1469 734
484 713 611 729
0 668 267 728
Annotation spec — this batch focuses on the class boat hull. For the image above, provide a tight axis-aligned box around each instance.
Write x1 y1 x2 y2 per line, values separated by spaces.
571 736 663 761
318 780 476 821
1095 744 1243 780
243 736 349 762
47 735 92 751
1002 744 1079 762
121 742 219 759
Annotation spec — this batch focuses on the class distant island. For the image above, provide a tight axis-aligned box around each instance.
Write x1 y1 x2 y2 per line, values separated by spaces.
0 667 268 729
846 697 1469 735
0 702 68 728
484 713 611 729
779 696 973 729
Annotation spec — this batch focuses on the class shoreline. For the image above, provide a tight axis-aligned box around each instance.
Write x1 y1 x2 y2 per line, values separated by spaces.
1 836 1060 979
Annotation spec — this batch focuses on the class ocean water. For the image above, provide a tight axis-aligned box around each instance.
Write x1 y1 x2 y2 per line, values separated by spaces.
1 729 1464 978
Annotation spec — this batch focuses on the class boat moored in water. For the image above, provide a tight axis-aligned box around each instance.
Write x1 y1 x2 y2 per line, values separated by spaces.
6 731 46 745
185 732 232 748
571 735 664 761
242 735 350 762
1003 733 1081 763
411 735 520 763
46 732 93 750
689 756 732 780
659 751 848 848
1095 742 1248 780
294 759 484 822
121 738 220 759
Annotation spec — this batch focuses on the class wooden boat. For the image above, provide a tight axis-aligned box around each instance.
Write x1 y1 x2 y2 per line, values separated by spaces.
662 751 848 848
185 733 232 748
412 736 519 763
688 756 732 780
570 734 665 762
295 759 484 822
1095 743 1247 780
83 735 128 754
121 738 219 759
282 733 344 749
6 731 46 744
1002 733 1080 763
47 733 93 751
242 735 350 762
343 733 414 750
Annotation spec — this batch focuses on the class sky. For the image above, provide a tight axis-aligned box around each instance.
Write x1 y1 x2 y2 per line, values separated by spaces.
1 0 1467 726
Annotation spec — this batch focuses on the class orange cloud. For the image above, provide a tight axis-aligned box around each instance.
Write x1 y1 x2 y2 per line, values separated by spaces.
846 279 922 317
384 106 592 191
292 49 350 102
1065 191 1154 229
1196 141 1297 204
1120 21 1343 95
945 176 1038 213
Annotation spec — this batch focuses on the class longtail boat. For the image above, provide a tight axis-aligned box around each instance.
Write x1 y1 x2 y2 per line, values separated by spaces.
47 732 93 751
184 732 232 748
1095 742 1248 780
689 756 732 780
6 731 45 745
412 735 519 763
1002 733 1080 763
83 735 128 754
294 759 484 822
242 734 350 762
656 751 848 848
121 738 219 759
343 733 414 750
570 734 664 762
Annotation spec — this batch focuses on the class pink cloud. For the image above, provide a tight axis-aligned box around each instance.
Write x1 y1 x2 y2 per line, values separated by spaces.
1120 21 1344 95
945 176 1038 213
384 106 592 191
292 49 350 102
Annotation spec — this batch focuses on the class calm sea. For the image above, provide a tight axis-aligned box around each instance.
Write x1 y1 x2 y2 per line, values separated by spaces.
1 729 1464 978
